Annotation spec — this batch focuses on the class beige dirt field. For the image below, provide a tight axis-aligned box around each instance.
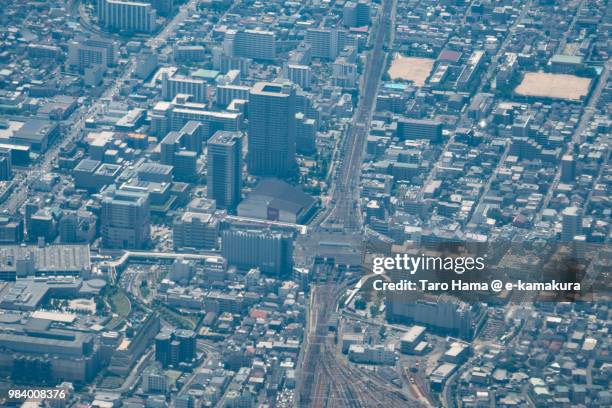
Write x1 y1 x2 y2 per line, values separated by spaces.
387 53 435 86
514 72 591 100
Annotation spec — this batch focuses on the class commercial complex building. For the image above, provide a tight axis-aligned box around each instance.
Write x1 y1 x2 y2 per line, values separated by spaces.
221 229 293 277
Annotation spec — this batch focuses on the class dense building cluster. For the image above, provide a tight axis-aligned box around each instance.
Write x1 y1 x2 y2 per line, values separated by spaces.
0 0 609 407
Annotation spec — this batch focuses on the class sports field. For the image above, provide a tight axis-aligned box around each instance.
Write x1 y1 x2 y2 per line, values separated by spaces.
388 53 435 86
515 72 591 100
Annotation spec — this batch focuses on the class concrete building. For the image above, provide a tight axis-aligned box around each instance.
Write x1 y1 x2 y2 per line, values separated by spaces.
137 162 173 183
108 314 160 376
160 121 203 182
162 72 208 103
399 325 426 354
0 117 60 152
0 318 99 384
561 206 582 242
386 295 486 340
396 118 443 143
284 64 312 90
135 49 158 79
67 37 118 73
0 244 91 281
174 45 207 63
343 1 371 27
296 113 316 154
142 366 169 393
221 229 293 277
151 96 241 140
305 28 353 60
97 0 157 33
247 82 296 178
348 344 395 365
561 154 576 183
237 179 316 224
173 212 219 250
207 131 243 210
225 29 276 61
332 57 358 88
216 85 250 108
101 186 151 249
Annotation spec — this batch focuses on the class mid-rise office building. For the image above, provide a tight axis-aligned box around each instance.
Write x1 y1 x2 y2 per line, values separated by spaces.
28 209 57 244
247 82 296 177
207 131 243 210
221 229 293 277
396 118 443 143
97 0 157 33
101 186 151 249
142 366 169 393
155 329 196 368
172 212 219 250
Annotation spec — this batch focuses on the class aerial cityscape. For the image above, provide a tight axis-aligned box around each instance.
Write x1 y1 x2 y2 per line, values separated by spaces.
0 0 609 407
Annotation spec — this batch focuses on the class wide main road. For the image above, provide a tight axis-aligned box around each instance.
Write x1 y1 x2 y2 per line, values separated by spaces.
317 0 395 232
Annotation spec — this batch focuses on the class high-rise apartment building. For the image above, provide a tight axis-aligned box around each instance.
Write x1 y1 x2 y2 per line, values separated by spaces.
305 28 354 60
247 82 296 178
207 131 243 210
225 29 276 61
97 0 157 33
